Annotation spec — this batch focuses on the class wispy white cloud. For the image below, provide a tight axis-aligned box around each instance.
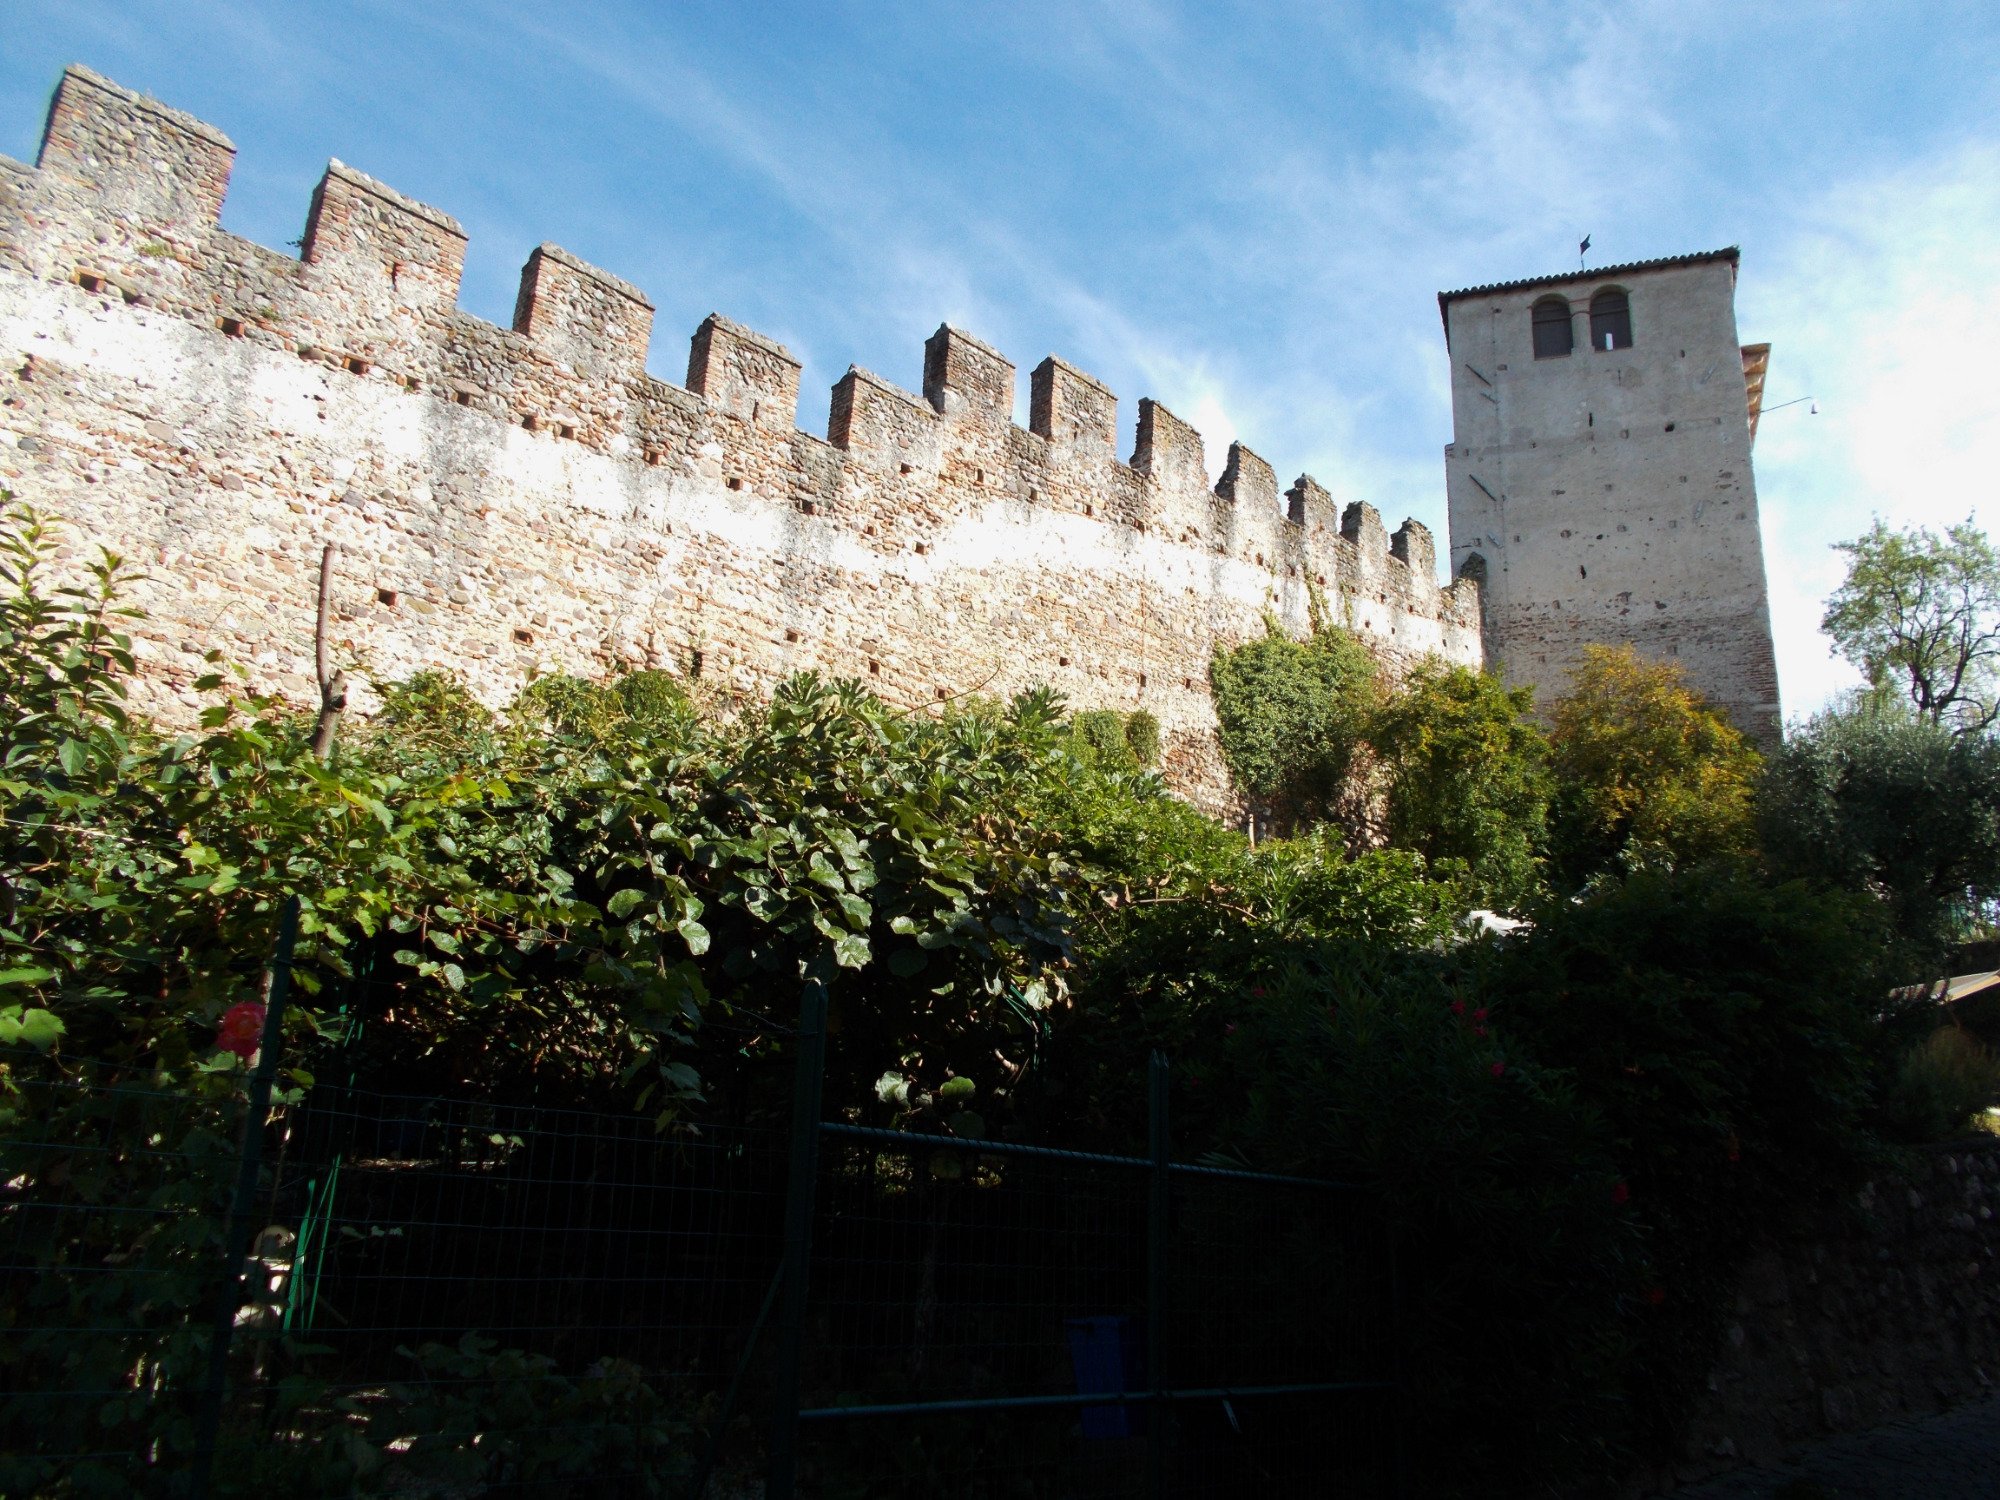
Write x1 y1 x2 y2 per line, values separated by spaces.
1745 139 2000 718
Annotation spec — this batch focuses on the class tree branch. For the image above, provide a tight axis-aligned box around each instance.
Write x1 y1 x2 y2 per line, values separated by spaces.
308 544 347 764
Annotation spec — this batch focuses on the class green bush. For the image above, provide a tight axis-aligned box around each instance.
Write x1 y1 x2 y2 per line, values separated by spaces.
1488 861 1899 1455
1068 707 1141 772
1208 618 1378 829
1201 957 1639 1492
1123 708 1160 768
374 667 493 734
1040 813 1636 1491
513 671 625 738
1371 662 1551 907
1062 707 1163 774
1760 704 2000 969
615 666 694 732
1882 1025 2000 1141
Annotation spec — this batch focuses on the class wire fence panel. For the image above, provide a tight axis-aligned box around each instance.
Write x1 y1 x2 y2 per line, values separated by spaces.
0 1057 1399 1498
261 1083 790 1497
810 1133 1150 1408
1164 1169 1400 1498
1 1067 788 1498
792 1125 1401 1500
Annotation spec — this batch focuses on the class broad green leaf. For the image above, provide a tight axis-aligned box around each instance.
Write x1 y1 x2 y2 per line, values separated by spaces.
660 1061 703 1095
2 1007 65 1050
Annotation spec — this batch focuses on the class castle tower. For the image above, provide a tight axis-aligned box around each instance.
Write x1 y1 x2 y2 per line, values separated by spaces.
1440 249 1781 742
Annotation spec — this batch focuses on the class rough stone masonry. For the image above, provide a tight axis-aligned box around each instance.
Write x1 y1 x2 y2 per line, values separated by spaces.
1441 253 1782 743
0 66 1484 813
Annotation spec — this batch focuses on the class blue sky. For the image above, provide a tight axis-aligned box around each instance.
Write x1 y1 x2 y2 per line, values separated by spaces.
5 1 1996 717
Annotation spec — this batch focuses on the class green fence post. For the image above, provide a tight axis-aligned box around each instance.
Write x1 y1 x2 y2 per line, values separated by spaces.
1147 1050 1170 1500
188 893 300 1499
767 980 829 1500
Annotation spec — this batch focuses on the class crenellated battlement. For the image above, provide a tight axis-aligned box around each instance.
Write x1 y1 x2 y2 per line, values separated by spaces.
0 66 1481 812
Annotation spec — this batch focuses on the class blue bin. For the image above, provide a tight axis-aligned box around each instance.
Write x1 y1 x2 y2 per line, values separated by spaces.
1065 1315 1144 1439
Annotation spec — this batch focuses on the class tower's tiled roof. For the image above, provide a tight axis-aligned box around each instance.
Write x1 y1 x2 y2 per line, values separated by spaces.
1437 248 1740 329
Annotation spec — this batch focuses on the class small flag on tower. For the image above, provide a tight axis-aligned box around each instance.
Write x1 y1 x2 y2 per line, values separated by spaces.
1579 234 1592 265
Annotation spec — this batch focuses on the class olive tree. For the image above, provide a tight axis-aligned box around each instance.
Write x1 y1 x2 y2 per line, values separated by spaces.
1823 517 2000 734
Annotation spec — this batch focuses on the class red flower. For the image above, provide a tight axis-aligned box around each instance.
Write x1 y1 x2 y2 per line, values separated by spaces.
1250 986 1266 999
1473 1025 1488 1038
1473 1007 1489 1022
1645 1286 1666 1307
1489 1060 1506 1077
215 1002 266 1061
1450 1000 1466 1016
1611 1181 1630 1206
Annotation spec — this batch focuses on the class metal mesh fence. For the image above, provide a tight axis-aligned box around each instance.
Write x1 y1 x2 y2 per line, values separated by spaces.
0 1067 786 1497
0 1058 1399 1498
267 1082 790 1496
792 1125 1399 1499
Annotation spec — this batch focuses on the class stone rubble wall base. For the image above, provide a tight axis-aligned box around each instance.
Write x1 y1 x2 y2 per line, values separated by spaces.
1626 1141 2000 1496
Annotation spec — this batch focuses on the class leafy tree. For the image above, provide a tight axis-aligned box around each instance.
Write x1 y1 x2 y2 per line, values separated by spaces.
1208 618 1378 829
1759 701 2000 967
1823 517 2000 733
1371 662 1552 906
1492 861 1899 1458
1546 645 1761 882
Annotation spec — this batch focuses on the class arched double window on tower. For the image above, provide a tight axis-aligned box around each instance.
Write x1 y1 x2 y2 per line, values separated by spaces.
1589 288 1633 351
1531 295 1574 359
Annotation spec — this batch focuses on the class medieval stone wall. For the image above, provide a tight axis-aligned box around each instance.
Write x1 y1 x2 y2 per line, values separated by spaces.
0 66 1481 812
